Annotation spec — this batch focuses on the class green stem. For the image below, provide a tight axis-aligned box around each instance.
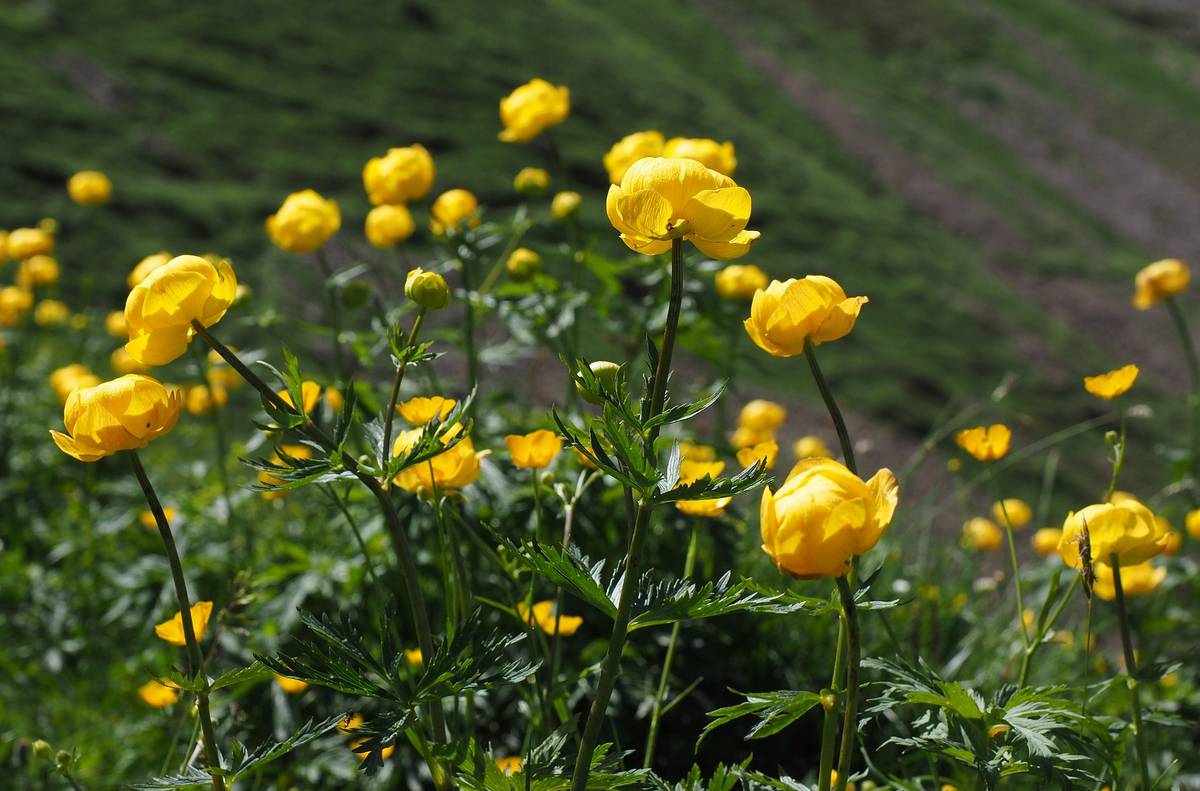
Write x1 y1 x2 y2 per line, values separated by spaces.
478 219 531 295
315 249 348 383
129 452 225 791
1102 400 1127 505
382 309 427 476
804 343 856 474
459 245 479 401
1018 574 1081 687
834 576 860 791
991 471 1030 646
818 609 848 791
1110 555 1152 790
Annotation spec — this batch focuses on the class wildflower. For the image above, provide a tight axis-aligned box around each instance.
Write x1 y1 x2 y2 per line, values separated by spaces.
404 267 452 309
6 227 54 259
128 252 172 287
364 204 415 248
154 601 214 646
273 674 309 694
124 255 237 365
34 300 69 327
185 384 227 416
513 166 550 195
498 78 569 143
606 157 759 259
104 310 127 338
1058 499 1169 568
0 286 33 326
505 247 542 281
324 387 344 413
663 136 737 176
398 395 456 425
989 724 1010 738
110 347 148 375
505 429 562 469
576 360 622 404
276 381 322 414
430 189 478 235
738 399 786 432
1188 509 1200 539
1163 529 1182 556
731 425 772 450
393 427 483 493
495 755 524 776
138 679 180 708
737 439 778 470
265 190 340 253
1133 258 1189 309
715 263 769 300
338 713 363 733
962 517 1002 552
992 498 1031 529
551 190 581 220
519 600 582 636
1031 527 1062 557
603 130 665 184
1084 364 1139 399
793 435 830 460
139 508 176 529
676 460 731 517
1092 561 1166 601
50 375 181 461
49 364 100 403
955 424 1011 461
760 458 898 578
404 648 423 666
16 255 60 288
744 276 866 356
678 442 717 461
362 144 435 205
67 170 112 205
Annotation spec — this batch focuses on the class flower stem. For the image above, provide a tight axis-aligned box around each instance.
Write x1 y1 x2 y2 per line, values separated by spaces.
1110 554 1152 790
315 249 348 383
1165 296 1200 502
804 343 856 475
458 243 479 402
817 616 846 791
1018 573 1080 687
990 471 1030 646
834 575 860 791
1102 400 1127 505
129 451 225 791
382 309 427 476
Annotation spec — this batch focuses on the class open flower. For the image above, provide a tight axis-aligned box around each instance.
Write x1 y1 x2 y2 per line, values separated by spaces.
744 276 867 356
363 144 435 205
738 399 786 432
67 170 112 205
495 756 524 776
393 426 483 493
663 136 737 176
34 299 69 327
49 364 101 403
128 252 172 287
716 263 769 300
603 130 665 184
124 255 237 365
1083 364 1139 399
266 190 340 253
519 600 582 636
398 395 456 425
606 157 759 259
793 435 830 460
737 439 779 470
956 424 1011 462
1093 561 1166 601
154 601 213 646
505 429 562 469
50 375 182 462
1058 499 1170 567
185 384 227 416
365 204 415 248
138 678 180 708
259 444 313 500
1133 258 1189 309
962 517 1002 552
499 78 569 143
17 255 60 288
992 498 1031 529
761 458 899 578
430 189 478 236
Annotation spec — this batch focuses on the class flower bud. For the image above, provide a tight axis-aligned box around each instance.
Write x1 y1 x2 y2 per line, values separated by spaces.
505 247 542 281
577 360 621 404
513 167 550 196
551 191 581 220
55 750 72 770
404 268 451 310
32 740 52 760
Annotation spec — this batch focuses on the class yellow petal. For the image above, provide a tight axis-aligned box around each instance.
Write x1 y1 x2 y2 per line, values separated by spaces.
691 229 760 261
681 188 750 241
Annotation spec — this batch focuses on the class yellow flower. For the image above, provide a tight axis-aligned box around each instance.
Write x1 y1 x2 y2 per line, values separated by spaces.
961 517 1002 552
362 144 435 205
1093 561 1166 601
992 498 1031 529
498 78 569 143
350 738 395 761
324 387 344 413
603 130 665 184
405 267 452 309
258 444 314 501
6 227 55 260
1163 529 1182 556
505 429 562 469
518 600 582 636
955 424 1011 462
731 425 772 450
1084 364 1139 399
513 166 550 195
495 756 524 776
49 364 101 403
430 189 479 235
104 310 127 338
364 204 415 248
265 190 340 253
128 252 172 287
1187 509 1200 539
1031 527 1062 557
185 384 227 416
551 190 581 220
738 399 786 432
393 428 483 493
1133 258 1190 309
606 157 759 259
1058 499 1169 568
744 276 867 355
338 713 364 733
0 286 33 326
16 255 60 288
398 395 457 425
404 648 423 666
715 264 769 301
761 458 899 578
676 460 731 517
110 347 148 375
737 439 779 470
154 601 214 646
273 674 309 694
276 381 322 414
139 508 177 529
663 136 737 177
793 435 830 460
138 678 180 708
34 299 70 327
505 247 542 280
124 255 238 365
50 374 182 462
678 441 716 461
67 170 112 205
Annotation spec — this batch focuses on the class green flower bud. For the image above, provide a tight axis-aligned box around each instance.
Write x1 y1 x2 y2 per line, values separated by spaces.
32 740 52 761
551 191 581 220
513 167 550 196
54 750 71 770
505 247 542 281
577 360 621 405
405 268 451 310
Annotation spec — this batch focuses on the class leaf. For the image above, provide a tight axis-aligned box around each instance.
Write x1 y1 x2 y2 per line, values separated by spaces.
498 534 619 620
209 661 272 692
700 689 822 746
643 381 726 431
628 572 805 631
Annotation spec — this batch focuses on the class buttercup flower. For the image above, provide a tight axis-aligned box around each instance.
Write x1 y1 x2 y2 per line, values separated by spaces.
505 247 542 281
519 600 582 636
138 679 180 708
992 498 1031 529
185 384 227 416
513 166 550 195
393 427 483 493
794 435 830 460
266 190 341 253
505 429 562 469
405 267 451 309
154 601 214 646
105 310 128 338
738 399 786 432
111 347 149 375
50 375 182 462
495 756 524 776
128 252 172 287
49 364 101 403
430 189 478 235
1163 529 1182 556
716 263 769 300
338 713 364 734
0 286 33 326
603 130 665 184
67 170 112 205
551 191 581 220
124 255 237 365
1133 258 1189 309
498 78 570 143
6 227 54 259
365 204 415 248
273 674 309 694
363 144 435 205
1058 499 1170 568
606 157 759 259
744 276 867 356
737 439 779 470
398 395 456 425
1093 561 1166 601
16 255 60 288
956 424 1011 462
1032 527 1062 557
1083 364 1139 399
663 136 737 176
34 299 70 327
761 458 899 578
962 517 1002 551
676 460 731 517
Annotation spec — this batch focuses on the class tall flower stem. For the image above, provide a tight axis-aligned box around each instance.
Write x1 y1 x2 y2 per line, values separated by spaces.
991 473 1030 646
458 242 479 402
804 343 856 475
1017 573 1080 687
817 617 847 791
314 249 348 383
1102 400 1127 505
1110 555 1152 790
381 308 427 473
569 239 685 791
834 575 861 790
129 451 225 791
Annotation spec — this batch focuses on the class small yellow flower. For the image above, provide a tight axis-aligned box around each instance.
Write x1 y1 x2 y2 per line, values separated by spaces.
1058 499 1169 568
992 498 1031 529
393 428 483 493
124 254 238 366
1031 527 1061 557
513 166 550 195
1133 258 1190 309
398 395 457 425
337 713 364 733
430 189 479 235
961 517 1002 552
498 78 569 143
793 435 830 460
277 381 322 414
955 424 1011 462
404 648 423 666
324 387 344 413
731 425 773 450
1163 529 1182 556
364 204 415 248
505 429 562 469
1092 561 1166 601
350 738 395 761
105 310 128 338
67 170 112 205
49 364 100 403
738 399 786 432
154 601 213 646
676 460 732 517
6 227 55 260
110 347 149 375
50 375 182 462
273 674 309 694
744 276 866 356
16 255 60 288
989 724 1010 738
495 755 524 776
1083 364 1139 399
138 678 180 708
678 441 717 461
405 267 452 309
362 144 435 205
505 247 542 281
185 384 228 416
128 252 172 288
663 136 737 177
603 130 665 184
266 190 340 253
551 190 581 220
1187 509 1200 539
737 439 778 470
139 507 177 529
518 600 582 636
0 286 34 327
715 263 769 300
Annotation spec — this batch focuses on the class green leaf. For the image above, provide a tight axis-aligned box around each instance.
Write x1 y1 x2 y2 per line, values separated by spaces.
628 572 806 631
209 661 272 692
700 689 822 746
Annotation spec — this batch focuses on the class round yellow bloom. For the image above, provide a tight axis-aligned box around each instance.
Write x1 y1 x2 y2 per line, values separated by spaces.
16 255 60 288
603 130 665 184
105 310 128 338
737 439 779 470
505 247 542 280
405 267 451 309
513 166 550 195
495 756 524 776
744 276 866 356
793 435 831 460
1058 499 1169 568
1163 529 1182 556
128 252 172 288
364 204 415 248
731 425 772 450
760 458 899 578
498 78 570 143
140 508 176 529
110 347 148 375
1031 527 1062 557
992 498 1031 529
663 136 737 177
49 364 101 403
398 395 456 425
259 444 313 500
0 230 7 262
67 170 112 205
738 399 786 432
138 679 180 708
6 227 55 260
393 428 483 493
1133 258 1190 309
678 441 716 461
338 713 364 734
363 144 435 205
404 648 423 666
715 263 769 300
50 374 182 462
430 189 478 236
154 601 213 646
505 429 562 469
185 384 227 416
955 424 1011 462
519 600 582 636
1093 561 1166 601
265 189 341 253
962 517 1003 552
676 460 732 517
276 381 322 414
551 190 581 220
350 738 395 761
1187 509 1200 539
1084 364 1139 399
34 299 70 327
124 255 237 365
606 157 759 259
0 286 33 327
273 674 309 694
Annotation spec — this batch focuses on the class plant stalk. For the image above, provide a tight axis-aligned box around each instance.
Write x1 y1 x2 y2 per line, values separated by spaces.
1110 555 1152 790
804 343 856 474
834 575 860 791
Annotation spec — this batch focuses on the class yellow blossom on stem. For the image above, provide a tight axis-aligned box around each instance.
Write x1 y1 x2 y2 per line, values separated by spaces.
49 364 100 403
955 424 1011 462
6 227 54 260
1058 499 1169 568
16 255 60 288
50 375 181 462
505 429 562 469
124 255 237 365
398 395 456 425
518 600 582 636
715 263 769 300
495 755 524 776
430 189 479 235
140 508 176 529
138 678 180 708
1133 258 1189 309
737 438 778 470
154 601 213 646
675 459 731 517
273 674 309 694
744 276 867 356
265 190 340 253
362 144 435 205
551 190 581 220
392 427 483 493
962 517 1002 552
738 399 786 432
128 252 172 288
1031 527 1062 557
364 204 415 248
1093 561 1166 601
67 170 112 205
498 78 569 143
603 130 665 184
663 136 737 177
1083 364 1139 399
992 498 1031 529
513 166 550 195
793 435 830 460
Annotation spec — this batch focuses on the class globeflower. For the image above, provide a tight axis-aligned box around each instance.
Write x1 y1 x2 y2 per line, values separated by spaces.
715 263 769 300
603 130 665 184
738 399 786 432
955 424 1011 462
606 157 759 259
678 442 717 461
1092 561 1166 601
110 347 148 375
992 498 1031 529
259 444 313 500
513 166 550 195
124 255 237 365
16 255 60 288
67 170 112 205
34 299 70 327
1133 259 1189 309
505 429 562 469
105 310 128 338
498 78 570 143
273 674 309 694
362 144 435 205
6 227 54 260
398 395 456 425
663 136 737 176
138 679 180 708
550 191 581 220
760 458 899 578
49 364 100 403
430 189 478 236
154 601 214 645
793 435 830 460
393 426 483 493
1058 499 1170 568
519 600 582 636
505 247 541 280
405 267 451 309
962 517 1002 552
1031 527 1062 557
1083 364 1139 399
0 286 33 326
736 439 779 470
185 384 227 416
364 204 415 248
495 756 524 776
265 190 340 253
743 276 867 356
128 252 172 287
50 375 182 462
